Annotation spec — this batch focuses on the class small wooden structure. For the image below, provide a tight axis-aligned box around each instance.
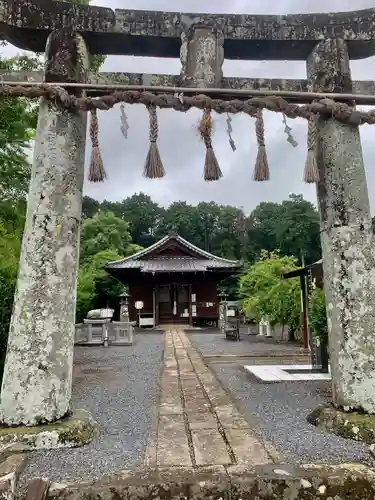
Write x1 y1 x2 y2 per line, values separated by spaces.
283 259 328 371
105 234 241 327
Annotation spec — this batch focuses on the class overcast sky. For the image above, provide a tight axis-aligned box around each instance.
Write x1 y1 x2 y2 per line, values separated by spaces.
3 0 375 214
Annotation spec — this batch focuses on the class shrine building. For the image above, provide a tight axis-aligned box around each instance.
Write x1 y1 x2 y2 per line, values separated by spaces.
105 234 241 327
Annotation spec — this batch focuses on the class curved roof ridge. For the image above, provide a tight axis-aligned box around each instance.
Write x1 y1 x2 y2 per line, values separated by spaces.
174 235 239 264
106 234 240 267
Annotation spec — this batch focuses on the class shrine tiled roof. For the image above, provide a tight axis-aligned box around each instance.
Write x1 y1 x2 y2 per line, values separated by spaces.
106 235 241 273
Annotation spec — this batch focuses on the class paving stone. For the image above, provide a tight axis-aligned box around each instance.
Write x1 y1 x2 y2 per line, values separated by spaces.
191 429 231 466
188 412 218 430
215 406 251 430
143 438 157 467
160 395 182 409
225 428 272 466
159 403 184 415
158 415 191 466
184 398 210 414
153 328 275 469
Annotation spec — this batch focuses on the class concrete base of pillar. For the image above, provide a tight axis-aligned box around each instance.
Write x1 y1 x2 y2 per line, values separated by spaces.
0 409 98 452
307 404 375 444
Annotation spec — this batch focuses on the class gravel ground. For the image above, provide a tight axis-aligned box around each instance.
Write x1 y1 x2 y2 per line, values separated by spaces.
20 333 164 483
187 331 302 357
210 363 372 465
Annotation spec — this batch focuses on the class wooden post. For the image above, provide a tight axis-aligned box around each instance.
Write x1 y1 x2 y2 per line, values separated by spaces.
300 273 309 350
188 284 193 326
155 283 160 326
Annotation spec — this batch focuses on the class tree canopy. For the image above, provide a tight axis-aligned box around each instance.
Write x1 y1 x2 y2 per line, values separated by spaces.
237 251 301 332
76 212 143 321
83 192 323 265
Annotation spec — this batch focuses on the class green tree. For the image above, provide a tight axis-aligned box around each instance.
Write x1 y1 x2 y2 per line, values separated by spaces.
0 55 40 206
82 195 100 219
76 212 143 320
276 194 321 264
211 205 246 259
0 223 21 379
118 193 165 247
246 202 281 261
238 251 301 332
0 52 43 378
309 286 328 345
79 211 142 263
246 195 321 264
157 201 200 245
76 249 124 322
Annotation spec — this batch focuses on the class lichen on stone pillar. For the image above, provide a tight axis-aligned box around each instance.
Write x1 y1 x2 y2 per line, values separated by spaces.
0 29 89 427
307 39 375 413
180 25 224 88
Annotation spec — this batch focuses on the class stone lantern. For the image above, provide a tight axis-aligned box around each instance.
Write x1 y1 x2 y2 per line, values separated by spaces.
120 290 130 323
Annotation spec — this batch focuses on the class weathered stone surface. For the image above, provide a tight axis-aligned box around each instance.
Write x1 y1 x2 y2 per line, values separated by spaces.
0 453 27 500
191 428 231 466
0 410 97 452
46 463 375 500
151 329 276 469
225 428 273 465
307 39 375 413
187 412 218 430
157 415 191 466
180 27 223 87
307 404 375 444
0 31 89 426
0 454 26 478
3 1 375 60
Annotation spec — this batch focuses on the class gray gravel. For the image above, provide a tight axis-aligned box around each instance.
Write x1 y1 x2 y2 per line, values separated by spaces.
187 331 301 357
210 363 372 465
20 333 164 482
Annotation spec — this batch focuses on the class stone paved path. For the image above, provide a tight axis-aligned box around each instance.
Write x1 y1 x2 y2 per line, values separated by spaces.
144 328 282 468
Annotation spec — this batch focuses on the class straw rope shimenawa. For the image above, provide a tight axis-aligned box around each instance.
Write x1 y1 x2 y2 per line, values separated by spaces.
2 84 374 124
143 105 165 179
253 110 269 181
304 115 320 183
88 108 107 182
5 83 373 184
199 109 223 181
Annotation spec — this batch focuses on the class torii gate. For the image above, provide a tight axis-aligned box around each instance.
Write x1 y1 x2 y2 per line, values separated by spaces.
1 0 375 441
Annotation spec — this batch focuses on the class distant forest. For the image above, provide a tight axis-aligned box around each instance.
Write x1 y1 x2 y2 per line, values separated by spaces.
82 192 323 265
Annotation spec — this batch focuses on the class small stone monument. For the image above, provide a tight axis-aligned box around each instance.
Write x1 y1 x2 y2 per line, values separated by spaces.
258 317 272 338
119 291 130 323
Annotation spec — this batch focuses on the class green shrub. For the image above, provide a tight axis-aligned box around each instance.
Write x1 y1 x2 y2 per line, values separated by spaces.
309 287 328 346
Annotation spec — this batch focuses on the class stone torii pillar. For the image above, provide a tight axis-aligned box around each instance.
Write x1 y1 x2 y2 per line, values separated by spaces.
0 29 96 444
307 39 375 414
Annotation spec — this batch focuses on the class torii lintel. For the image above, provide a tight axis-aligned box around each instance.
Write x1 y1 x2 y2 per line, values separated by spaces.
2 0 375 60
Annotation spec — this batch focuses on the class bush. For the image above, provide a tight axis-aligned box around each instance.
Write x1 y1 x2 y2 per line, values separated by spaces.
237 250 302 331
0 224 21 381
309 287 328 346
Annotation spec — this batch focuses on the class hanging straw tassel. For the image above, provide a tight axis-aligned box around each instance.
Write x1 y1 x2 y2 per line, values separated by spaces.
253 110 269 181
143 105 165 179
88 108 107 182
199 109 223 182
304 115 320 183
